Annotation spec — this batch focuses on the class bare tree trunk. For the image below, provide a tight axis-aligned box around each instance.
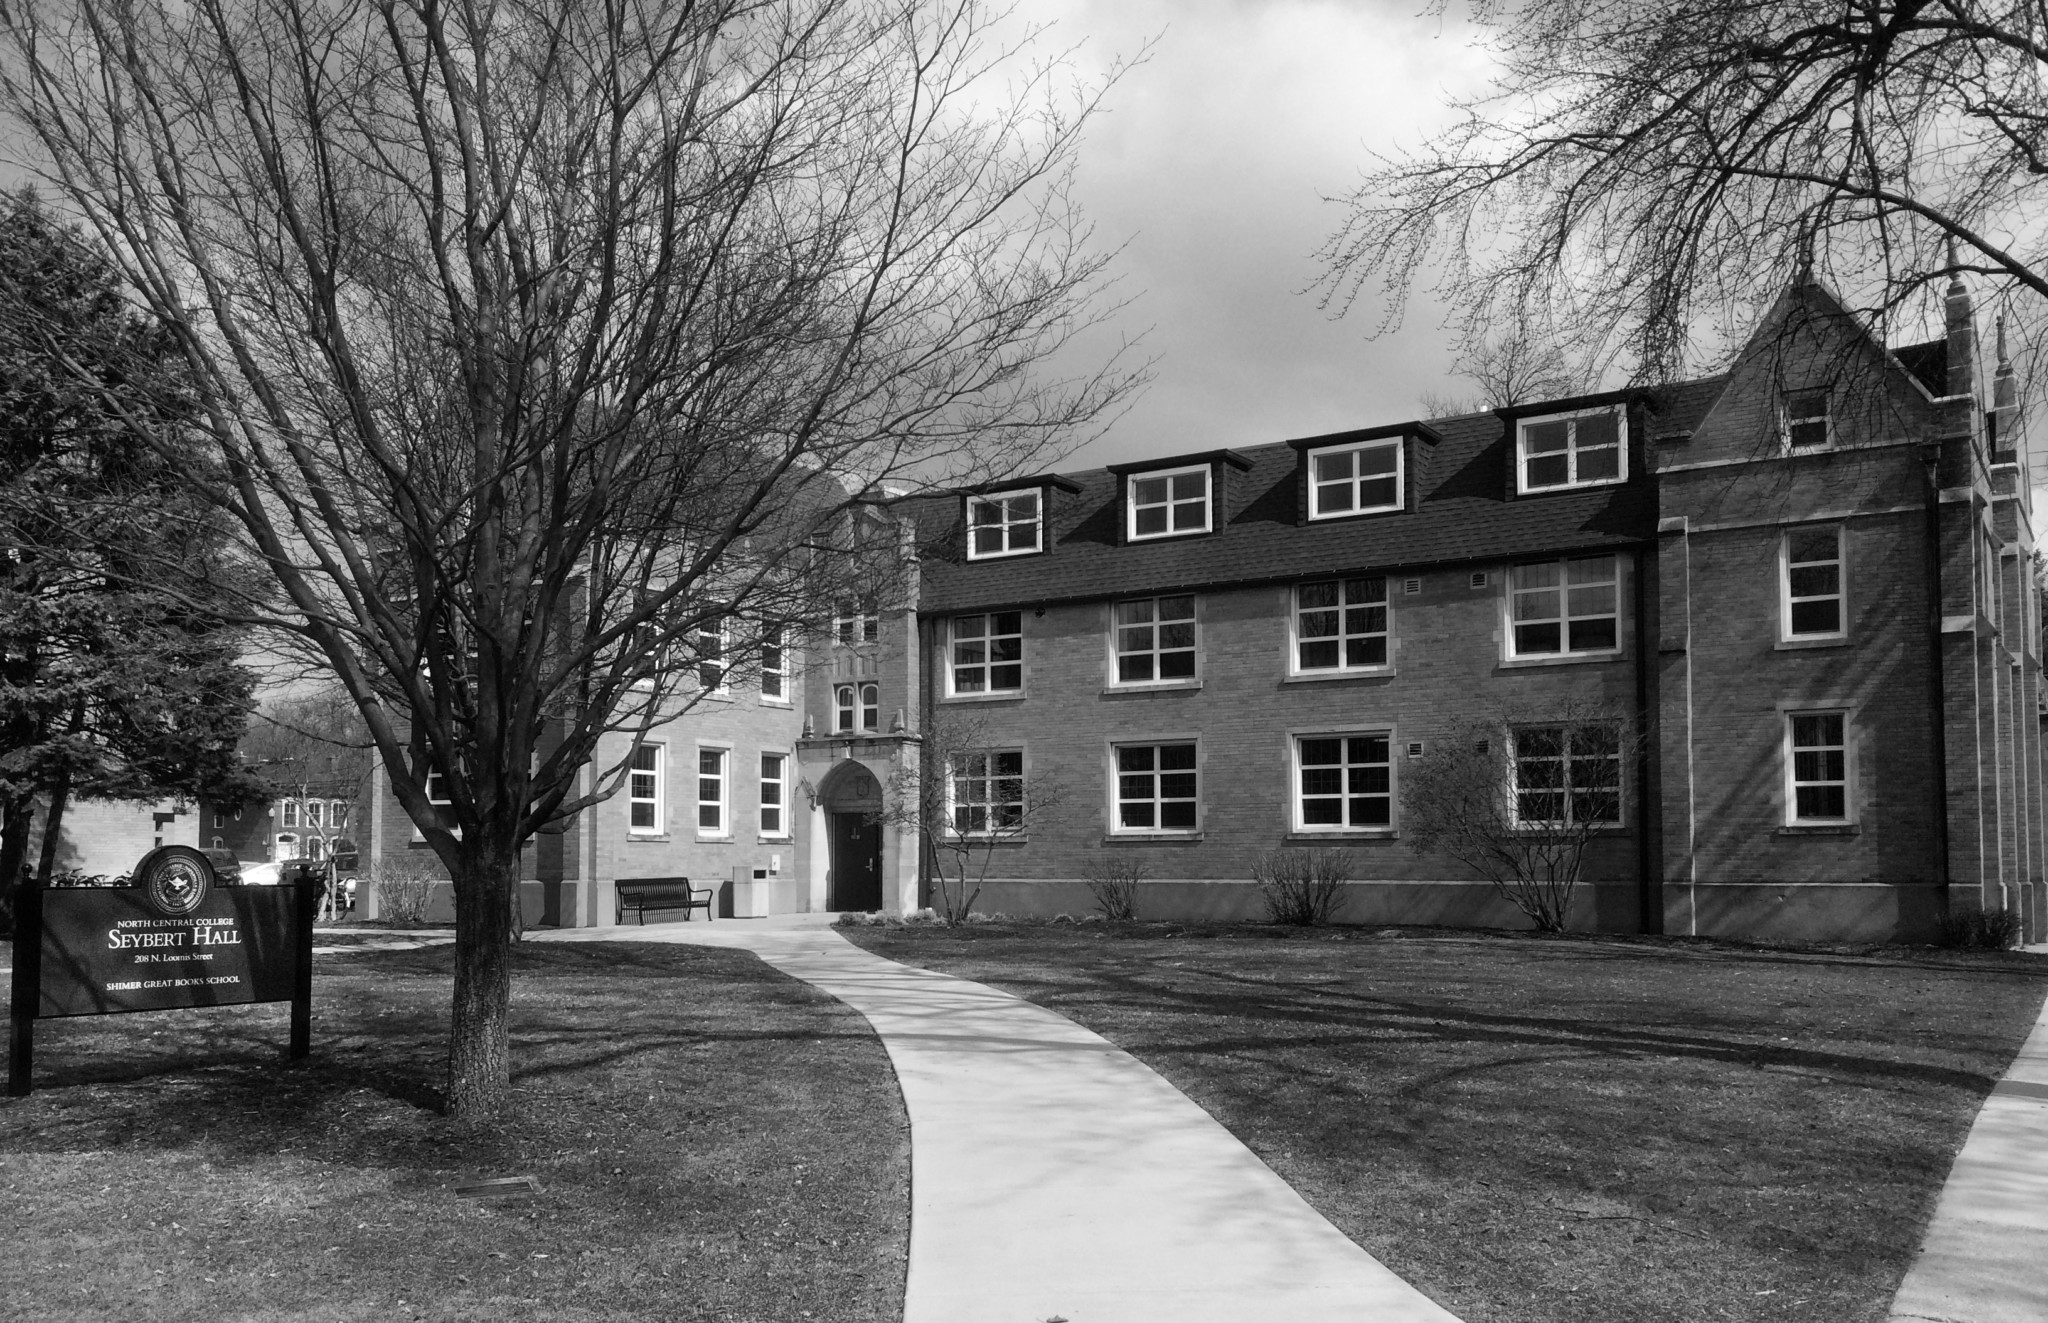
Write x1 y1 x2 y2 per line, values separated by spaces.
34 770 70 888
445 847 517 1118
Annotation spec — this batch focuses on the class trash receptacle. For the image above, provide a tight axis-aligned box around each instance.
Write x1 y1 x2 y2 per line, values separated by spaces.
730 864 770 918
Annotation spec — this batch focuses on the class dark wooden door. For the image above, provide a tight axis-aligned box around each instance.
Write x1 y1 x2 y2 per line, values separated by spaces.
829 812 883 912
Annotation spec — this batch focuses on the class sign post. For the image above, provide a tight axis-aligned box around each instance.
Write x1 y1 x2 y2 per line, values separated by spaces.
7 880 43 1098
6 852 318 1098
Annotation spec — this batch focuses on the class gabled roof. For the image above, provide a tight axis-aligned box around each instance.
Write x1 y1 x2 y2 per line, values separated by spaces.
915 378 1728 613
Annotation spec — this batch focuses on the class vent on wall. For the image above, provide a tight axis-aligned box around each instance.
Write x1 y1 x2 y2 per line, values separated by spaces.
1401 577 1422 595
1469 571 1488 589
1406 741 1426 758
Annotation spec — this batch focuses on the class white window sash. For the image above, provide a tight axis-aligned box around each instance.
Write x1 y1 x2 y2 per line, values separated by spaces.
1126 465 1213 541
1516 406 1628 492
1307 440 1403 519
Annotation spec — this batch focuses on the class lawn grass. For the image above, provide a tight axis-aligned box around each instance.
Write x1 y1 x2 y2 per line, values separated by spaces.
0 939 908 1322
842 921 2048 1323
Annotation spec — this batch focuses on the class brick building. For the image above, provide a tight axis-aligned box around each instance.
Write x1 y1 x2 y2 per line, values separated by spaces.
360 274 2044 944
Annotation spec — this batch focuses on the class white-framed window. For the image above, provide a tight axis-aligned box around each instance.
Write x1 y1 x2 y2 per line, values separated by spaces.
307 837 326 860
967 488 1043 559
1787 712 1850 823
281 800 299 829
950 611 1023 694
760 622 787 700
1782 526 1844 639
834 599 879 645
697 746 728 835
1295 734 1393 830
305 800 322 829
1517 405 1626 492
416 768 459 841
1127 465 1211 540
628 744 663 834
1114 595 1198 684
952 749 1025 834
1508 556 1620 658
1114 742 1199 832
1512 726 1622 826
331 803 348 830
1783 388 1831 450
1294 577 1389 672
833 683 880 733
213 810 225 829
211 836 224 850
759 752 789 837
694 619 727 692
1307 439 1402 519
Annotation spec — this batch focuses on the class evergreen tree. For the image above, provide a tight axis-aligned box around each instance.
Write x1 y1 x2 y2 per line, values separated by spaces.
0 190 262 920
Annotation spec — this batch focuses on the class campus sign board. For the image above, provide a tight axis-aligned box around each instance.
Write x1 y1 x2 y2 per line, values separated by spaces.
37 886 302 1017
8 846 317 1097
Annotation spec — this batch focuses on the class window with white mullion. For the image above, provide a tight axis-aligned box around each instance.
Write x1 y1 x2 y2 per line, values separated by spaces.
1509 556 1619 657
1788 713 1849 822
1783 527 1844 638
759 753 788 837
1517 406 1626 492
967 489 1043 559
628 745 662 834
1783 389 1831 450
1296 734 1392 829
1308 440 1401 518
697 747 728 835
760 622 786 699
1512 726 1621 826
1295 577 1389 671
1115 743 1199 832
952 749 1025 834
951 611 1023 694
1114 595 1197 684
1127 466 1211 540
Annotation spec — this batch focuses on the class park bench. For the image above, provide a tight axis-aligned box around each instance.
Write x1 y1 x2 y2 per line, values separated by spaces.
615 876 714 925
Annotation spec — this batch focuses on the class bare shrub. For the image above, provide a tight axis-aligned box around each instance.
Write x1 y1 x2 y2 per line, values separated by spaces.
1254 849 1351 926
374 855 440 927
1083 856 1147 921
1935 907 2021 950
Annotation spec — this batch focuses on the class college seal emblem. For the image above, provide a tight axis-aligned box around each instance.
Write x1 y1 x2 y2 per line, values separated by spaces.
134 845 214 917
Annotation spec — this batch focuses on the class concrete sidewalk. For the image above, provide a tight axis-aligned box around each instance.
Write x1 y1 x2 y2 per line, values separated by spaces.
536 917 1461 1323
1889 978 2048 1323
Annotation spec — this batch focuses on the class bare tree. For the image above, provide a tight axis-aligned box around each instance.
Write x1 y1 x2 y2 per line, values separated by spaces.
240 686 375 918
1402 703 1644 933
1319 0 2048 388
0 0 1139 1116
1419 327 1584 416
876 714 1062 924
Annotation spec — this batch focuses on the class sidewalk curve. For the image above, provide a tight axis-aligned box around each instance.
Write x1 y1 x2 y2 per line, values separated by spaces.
1888 977 2048 1323
536 918 1462 1323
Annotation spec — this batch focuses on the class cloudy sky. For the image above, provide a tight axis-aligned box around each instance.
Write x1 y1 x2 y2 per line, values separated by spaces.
1022 0 1496 470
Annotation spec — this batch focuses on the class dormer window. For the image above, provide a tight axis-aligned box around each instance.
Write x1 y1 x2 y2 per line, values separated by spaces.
1783 389 1830 450
966 488 1043 559
1517 405 1626 493
1128 465 1211 540
1308 438 1402 519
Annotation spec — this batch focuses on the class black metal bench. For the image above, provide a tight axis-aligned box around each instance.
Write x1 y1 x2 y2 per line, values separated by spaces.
615 876 713 925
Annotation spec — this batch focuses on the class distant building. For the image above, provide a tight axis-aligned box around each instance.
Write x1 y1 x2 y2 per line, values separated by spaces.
24 797 198 880
361 274 2045 944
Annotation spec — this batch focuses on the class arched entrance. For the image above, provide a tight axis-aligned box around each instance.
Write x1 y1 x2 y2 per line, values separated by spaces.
817 761 884 912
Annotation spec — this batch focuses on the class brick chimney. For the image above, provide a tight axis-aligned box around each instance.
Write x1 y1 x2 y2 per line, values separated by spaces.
1990 316 2020 459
